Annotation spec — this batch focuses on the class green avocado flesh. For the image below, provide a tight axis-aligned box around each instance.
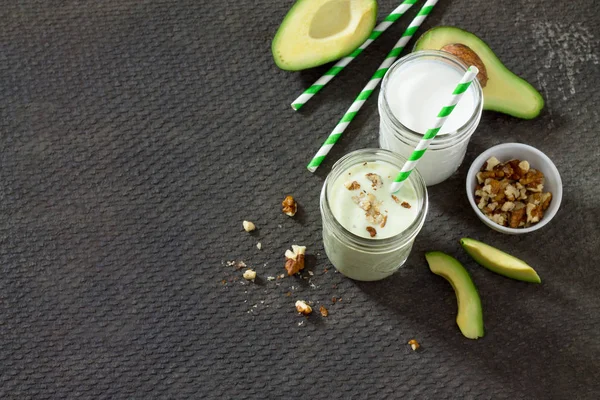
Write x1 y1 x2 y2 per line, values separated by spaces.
413 26 544 119
272 0 377 71
461 238 541 283
426 252 484 339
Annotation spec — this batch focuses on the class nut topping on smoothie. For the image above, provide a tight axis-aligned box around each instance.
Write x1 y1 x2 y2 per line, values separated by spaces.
344 181 361 190
284 245 306 275
366 226 377 237
366 173 383 189
401 201 411 209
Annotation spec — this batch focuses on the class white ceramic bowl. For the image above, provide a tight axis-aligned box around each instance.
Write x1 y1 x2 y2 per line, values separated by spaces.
466 143 562 234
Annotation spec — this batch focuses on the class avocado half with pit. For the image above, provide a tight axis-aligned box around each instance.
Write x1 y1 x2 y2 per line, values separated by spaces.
426 252 484 339
272 0 377 71
414 26 544 119
461 238 541 283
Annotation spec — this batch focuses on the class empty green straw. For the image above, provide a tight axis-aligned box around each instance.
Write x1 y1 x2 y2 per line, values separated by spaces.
390 66 480 193
291 0 418 111
307 0 438 173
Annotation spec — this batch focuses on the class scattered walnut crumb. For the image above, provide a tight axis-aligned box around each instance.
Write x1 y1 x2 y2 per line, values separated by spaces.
401 201 411 209
391 195 401 204
242 220 256 232
344 181 361 190
243 269 256 280
284 245 306 275
235 261 247 270
475 157 552 228
319 305 329 317
408 339 420 351
256 242 262 250
286 292 291 296
366 173 383 189
331 297 337 303
366 226 377 237
282 195 297 217
295 300 312 315
267 276 275 281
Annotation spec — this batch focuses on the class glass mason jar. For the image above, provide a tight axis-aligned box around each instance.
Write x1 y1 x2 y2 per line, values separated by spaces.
320 149 428 281
379 50 484 186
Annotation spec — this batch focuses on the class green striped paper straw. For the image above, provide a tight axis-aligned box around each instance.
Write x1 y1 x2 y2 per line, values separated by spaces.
291 0 418 111
307 0 438 173
390 66 480 193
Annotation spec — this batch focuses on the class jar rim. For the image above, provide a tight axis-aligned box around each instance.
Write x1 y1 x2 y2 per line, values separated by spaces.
321 148 428 252
380 50 483 148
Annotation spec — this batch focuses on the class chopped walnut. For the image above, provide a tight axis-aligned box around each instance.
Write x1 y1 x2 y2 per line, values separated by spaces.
243 269 256 280
488 213 506 226
391 195 401 204
475 157 552 229
485 156 501 171
295 300 312 315
284 245 306 275
487 202 498 211
353 192 386 228
243 220 256 232
518 160 530 173
366 226 377 237
501 202 515 212
344 181 361 190
366 173 383 189
504 184 520 201
408 339 420 351
380 215 387 228
540 192 552 211
401 202 411 209
319 305 329 317
282 195 297 217
509 205 526 228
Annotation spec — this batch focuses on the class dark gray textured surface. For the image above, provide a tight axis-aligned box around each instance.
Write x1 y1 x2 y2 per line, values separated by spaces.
1 0 599 398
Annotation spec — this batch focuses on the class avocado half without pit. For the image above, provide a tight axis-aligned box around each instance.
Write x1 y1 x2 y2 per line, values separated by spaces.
425 252 484 340
414 26 544 119
272 0 377 71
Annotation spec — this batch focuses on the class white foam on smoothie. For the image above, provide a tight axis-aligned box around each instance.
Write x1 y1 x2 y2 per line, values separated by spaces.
329 161 419 239
385 59 477 135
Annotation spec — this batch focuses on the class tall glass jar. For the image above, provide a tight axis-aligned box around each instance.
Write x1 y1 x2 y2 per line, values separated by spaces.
320 149 428 281
379 50 484 186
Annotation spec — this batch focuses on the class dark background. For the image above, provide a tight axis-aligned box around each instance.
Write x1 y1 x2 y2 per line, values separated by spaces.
1 0 599 398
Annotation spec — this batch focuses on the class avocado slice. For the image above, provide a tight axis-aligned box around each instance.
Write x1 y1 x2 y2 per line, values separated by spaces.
272 0 377 71
413 26 544 119
461 238 541 283
425 252 484 339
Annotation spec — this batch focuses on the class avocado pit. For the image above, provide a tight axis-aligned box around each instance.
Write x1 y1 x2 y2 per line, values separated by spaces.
441 43 488 88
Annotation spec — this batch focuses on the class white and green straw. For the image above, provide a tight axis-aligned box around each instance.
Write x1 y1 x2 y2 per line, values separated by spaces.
291 0 418 111
389 66 480 193
307 0 438 173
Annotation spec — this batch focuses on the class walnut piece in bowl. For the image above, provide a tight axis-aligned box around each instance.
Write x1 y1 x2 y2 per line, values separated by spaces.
466 143 562 234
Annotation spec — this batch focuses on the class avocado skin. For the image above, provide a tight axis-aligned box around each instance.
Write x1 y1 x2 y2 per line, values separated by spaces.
460 238 541 284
